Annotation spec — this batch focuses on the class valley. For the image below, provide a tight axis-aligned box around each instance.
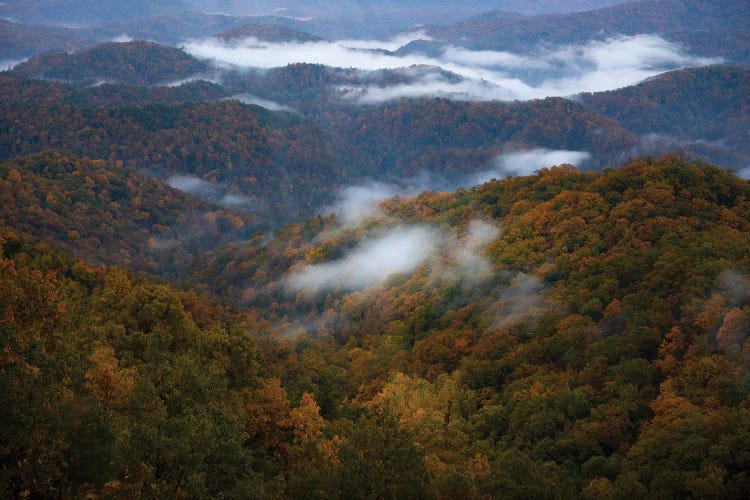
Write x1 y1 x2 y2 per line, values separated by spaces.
1 1 749 498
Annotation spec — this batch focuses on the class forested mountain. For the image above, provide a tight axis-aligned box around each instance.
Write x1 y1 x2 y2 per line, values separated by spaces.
0 19 96 61
0 75 340 223
0 0 191 24
427 0 750 63
11 41 212 86
311 97 638 177
4 155 750 497
1 2 748 498
217 23 323 43
0 152 257 275
0 1 629 39
579 66 750 167
6 44 748 219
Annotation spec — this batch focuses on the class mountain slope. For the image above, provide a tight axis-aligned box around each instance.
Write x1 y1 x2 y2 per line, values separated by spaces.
0 152 256 274
0 76 340 222
11 41 212 86
3 155 750 498
579 66 750 167
0 19 97 61
184 155 750 498
428 0 750 63
216 23 323 43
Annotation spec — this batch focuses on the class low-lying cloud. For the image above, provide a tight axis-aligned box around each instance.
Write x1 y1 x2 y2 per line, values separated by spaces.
492 272 549 330
184 33 720 102
736 167 750 180
331 181 404 224
287 226 438 292
110 34 133 43
162 74 221 87
166 174 253 208
447 220 501 282
327 149 590 224
228 93 296 112
472 149 592 183
0 58 26 71
287 218 504 295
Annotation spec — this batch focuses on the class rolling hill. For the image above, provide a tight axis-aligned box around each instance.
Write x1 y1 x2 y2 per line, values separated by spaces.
11 41 212 86
579 66 750 168
427 0 750 63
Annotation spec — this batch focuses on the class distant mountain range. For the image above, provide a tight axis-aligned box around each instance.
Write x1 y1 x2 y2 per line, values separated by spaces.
1 1 627 26
426 0 750 64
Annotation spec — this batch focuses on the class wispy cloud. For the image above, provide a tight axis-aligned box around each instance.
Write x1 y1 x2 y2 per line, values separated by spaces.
492 272 549 330
736 167 750 180
166 174 253 208
330 181 404 224
110 33 133 43
286 226 438 292
471 149 591 184
286 217 504 295
227 93 297 112
444 220 501 283
184 33 720 102
161 74 221 87
0 58 27 71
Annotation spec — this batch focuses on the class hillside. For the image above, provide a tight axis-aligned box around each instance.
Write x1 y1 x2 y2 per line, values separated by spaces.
226 64 640 173
580 66 750 151
6 155 747 497
1 1 748 498
314 97 639 178
0 0 190 24
11 41 212 86
188 155 750 497
427 0 750 63
0 19 97 61
0 76 341 223
0 152 259 275
217 23 323 43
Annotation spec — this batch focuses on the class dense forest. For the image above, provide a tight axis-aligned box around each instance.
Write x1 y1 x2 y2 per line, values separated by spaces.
11 41 212 86
0 152 259 275
1 1 749 497
427 0 750 62
579 66 750 167
3 155 750 497
0 75 341 223
7 39 749 181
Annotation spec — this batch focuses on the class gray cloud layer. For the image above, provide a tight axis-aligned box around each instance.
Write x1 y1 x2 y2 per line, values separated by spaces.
184 33 720 102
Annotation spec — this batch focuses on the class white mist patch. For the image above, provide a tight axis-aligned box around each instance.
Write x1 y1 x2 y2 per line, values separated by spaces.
0 58 26 71
330 182 404 224
493 272 548 330
736 167 750 180
446 220 501 282
349 73 523 103
166 174 252 208
110 34 133 43
162 74 221 87
287 226 438 292
228 93 296 112
718 269 750 307
472 149 591 184
185 33 720 102
219 193 253 207
167 175 219 198
338 30 433 52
